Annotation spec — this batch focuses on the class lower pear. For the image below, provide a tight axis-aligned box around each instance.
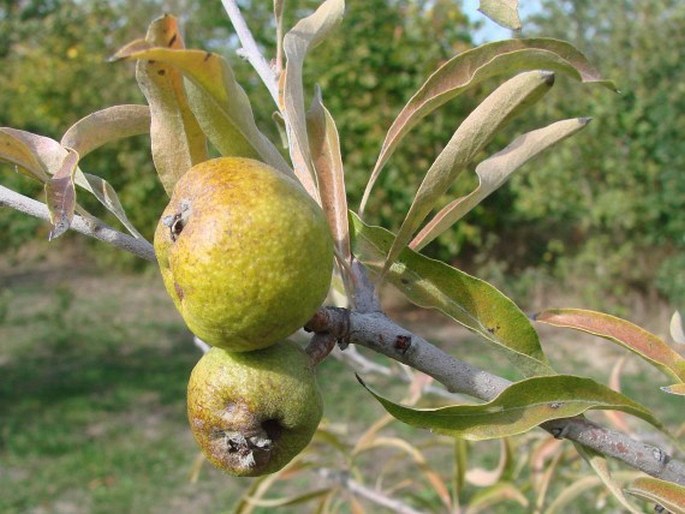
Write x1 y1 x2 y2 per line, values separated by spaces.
187 340 323 476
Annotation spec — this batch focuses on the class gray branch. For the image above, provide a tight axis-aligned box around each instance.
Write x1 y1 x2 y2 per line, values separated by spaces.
319 468 426 514
0 185 156 262
221 0 279 104
306 306 685 486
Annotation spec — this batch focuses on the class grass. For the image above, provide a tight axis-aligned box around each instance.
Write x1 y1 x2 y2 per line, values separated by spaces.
1 261 682 513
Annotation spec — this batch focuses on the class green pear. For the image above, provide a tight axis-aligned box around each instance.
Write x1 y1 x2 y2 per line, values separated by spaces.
154 157 334 351
187 341 323 476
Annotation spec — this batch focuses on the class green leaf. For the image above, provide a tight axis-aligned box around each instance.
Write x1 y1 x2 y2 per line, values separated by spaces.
45 148 79 240
358 374 665 441
626 477 685 514
534 308 685 383
380 70 555 278
574 445 642 514
360 38 617 212
60 104 151 159
132 15 207 195
306 87 350 265
113 42 290 176
411 117 590 250
350 212 553 376
478 0 521 30
282 0 345 200
0 128 143 239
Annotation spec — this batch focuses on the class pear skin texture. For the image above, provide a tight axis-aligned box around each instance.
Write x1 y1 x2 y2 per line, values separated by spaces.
187 341 323 477
154 157 334 351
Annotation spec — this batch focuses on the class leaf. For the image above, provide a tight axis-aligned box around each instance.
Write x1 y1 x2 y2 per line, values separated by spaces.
132 15 207 195
626 477 685 514
282 0 345 199
381 70 555 278
360 37 617 212
350 212 553 376
242 489 332 508
465 438 512 487
544 472 642 514
45 148 79 240
60 104 151 158
113 43 290 176
358 374 665 441
671 311 685 344
306 87 351 265
0 128 143 238
411 117 590 250
534 308 685 383
0 128 50 181
574 445 642 514
466 482 529 513
661 383 685 396
478 0 521 30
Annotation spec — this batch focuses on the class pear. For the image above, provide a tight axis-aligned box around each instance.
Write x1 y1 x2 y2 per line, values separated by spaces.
187 341 323 476
154 157 334 351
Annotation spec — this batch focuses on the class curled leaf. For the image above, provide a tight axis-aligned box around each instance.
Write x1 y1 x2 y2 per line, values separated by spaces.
45 148 80 240
60 104 151 158
113 43 289 176
0 128 50 181
671 311 685 345
478 0 521 30
358 374 664 441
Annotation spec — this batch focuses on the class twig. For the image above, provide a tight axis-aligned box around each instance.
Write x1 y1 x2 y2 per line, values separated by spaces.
221 0 279 104
319 468 426 514
0 185 156 262
308 305 685 486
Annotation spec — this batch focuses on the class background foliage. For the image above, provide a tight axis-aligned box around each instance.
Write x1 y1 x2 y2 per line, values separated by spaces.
1 0 683 305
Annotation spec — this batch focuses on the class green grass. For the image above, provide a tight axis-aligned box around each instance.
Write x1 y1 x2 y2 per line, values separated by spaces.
1 266 680 513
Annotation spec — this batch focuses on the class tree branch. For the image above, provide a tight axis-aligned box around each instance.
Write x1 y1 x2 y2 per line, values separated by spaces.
306 306 685 486
221 0 280 104
0 185 156 262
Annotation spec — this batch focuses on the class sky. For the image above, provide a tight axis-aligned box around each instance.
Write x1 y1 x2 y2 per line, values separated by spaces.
461 0 543 43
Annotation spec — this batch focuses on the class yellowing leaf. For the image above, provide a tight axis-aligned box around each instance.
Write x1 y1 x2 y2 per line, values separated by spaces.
626 477 685 514
361 38 616 212
358 374 664 441
534 308 685 382
351 212 553 377
411 118 590 250
132 15 207 195
113 43 290 177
